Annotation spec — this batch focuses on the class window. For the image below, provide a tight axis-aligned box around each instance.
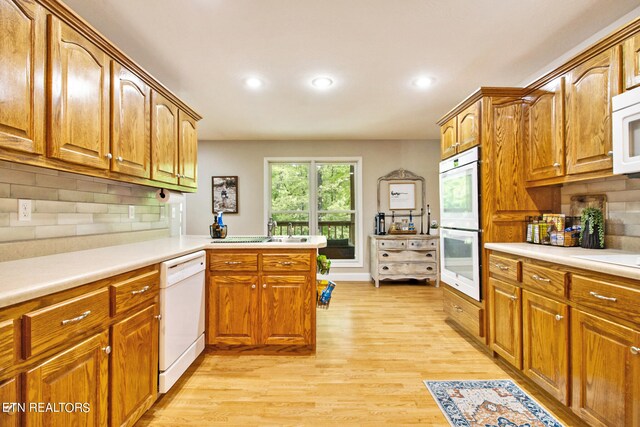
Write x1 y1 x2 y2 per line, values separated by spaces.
265 158 362 266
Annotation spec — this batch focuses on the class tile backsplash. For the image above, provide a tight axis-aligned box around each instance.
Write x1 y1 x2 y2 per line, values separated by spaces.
0 161 171 260
561 175 640 250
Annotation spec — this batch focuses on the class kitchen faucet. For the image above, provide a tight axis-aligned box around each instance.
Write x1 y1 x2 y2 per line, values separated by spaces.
267 217 277 237
287 222 293 237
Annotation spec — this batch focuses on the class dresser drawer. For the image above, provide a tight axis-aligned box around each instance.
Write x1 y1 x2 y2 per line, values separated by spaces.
407 239 437 250
522 263 567 298
210 253 258 272
22 288 110 358
110 269 159 316
0 320 14 373
488 254 521 282
379 262 436 276
379 250 435 262
443 287 484 338
377 239 406 250
571 274 640 324
262 253 311 272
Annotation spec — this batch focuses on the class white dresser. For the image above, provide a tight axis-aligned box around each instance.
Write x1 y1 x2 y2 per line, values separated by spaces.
369 234 439 287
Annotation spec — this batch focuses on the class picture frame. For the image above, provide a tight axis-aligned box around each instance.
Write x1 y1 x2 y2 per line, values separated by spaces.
212 176 238 214
388 182 415 210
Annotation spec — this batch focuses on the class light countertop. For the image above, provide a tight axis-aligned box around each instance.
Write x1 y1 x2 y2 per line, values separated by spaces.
485 242 640 281
0 235 327 309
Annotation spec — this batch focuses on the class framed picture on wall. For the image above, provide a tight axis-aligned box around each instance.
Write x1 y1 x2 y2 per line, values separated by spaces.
212 176 238 213
389 182 415 210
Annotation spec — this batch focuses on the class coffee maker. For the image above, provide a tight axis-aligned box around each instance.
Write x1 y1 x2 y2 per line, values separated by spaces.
374 212 386 235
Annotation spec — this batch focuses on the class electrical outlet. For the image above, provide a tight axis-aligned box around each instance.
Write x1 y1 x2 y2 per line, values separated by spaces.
128 205 135 219
159 206 166 219
18 199 31 222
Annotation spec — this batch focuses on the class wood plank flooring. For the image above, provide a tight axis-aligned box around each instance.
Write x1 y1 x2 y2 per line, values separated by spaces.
138 282 584 426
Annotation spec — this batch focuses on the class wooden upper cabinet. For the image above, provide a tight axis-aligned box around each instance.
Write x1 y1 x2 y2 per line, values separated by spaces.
456 101 480 152
623 33 640 90
565 47 620 175
151 91 178 185
0 0 45 155
111 61 151 178
48 15 110 169
524 78 565 182
178 111 197 188
440 117 457 159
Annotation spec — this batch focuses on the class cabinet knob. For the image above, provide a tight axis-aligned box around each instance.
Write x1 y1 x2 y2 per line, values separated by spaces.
555 314 564 321
509 295 518 301
117 156 123 162
552 162 560 168
102 345 111 355
631 346 640 355
251 284 256 289
263 284 267 289
154 314 162 320
607 151 613 157
106 153 113 159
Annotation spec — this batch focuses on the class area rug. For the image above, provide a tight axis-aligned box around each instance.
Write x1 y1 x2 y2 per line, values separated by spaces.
424 380 564 427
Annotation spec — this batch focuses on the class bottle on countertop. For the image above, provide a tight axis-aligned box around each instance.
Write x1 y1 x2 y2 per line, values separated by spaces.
218 211 224 227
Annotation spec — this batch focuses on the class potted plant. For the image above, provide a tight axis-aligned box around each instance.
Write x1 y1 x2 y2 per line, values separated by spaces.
580 207 605 249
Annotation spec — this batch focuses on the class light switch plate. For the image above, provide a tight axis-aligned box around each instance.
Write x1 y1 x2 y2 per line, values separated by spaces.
128 205 135 219
18 199 31 222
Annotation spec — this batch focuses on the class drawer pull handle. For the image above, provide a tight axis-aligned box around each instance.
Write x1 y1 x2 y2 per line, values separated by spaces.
278 261 293 266
453 304 463 313
61 310 91 326
509 295 518 301
589 291 617 302
531 274 550 282
555 314 564 321
131 285 150 295
154 314 162 320
426 267 433 271
426 253 433 258
382 253 389 257
382 266 389 270
493 263 509 271
631 346 640 355
102 345 111 355
225 261 242 265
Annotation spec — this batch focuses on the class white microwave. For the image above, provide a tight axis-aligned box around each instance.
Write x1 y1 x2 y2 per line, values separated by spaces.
612 87 640 175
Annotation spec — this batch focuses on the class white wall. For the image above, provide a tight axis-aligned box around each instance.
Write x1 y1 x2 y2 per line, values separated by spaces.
186 139 440 275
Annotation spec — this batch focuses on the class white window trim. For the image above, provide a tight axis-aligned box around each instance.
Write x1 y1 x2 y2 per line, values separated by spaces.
264 156 363 268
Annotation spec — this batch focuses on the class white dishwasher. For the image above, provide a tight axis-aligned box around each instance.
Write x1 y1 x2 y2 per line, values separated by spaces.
159 250 206 393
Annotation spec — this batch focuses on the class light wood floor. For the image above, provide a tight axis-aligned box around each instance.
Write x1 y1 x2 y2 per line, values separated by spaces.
138 282 583 426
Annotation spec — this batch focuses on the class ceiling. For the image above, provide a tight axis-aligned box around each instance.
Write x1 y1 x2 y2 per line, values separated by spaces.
63 0 640 141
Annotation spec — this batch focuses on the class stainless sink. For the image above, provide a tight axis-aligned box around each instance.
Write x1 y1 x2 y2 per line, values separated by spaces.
269 236 309 243
210 236 309 243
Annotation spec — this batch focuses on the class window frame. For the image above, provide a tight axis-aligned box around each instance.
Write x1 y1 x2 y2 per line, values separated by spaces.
264 157 363 268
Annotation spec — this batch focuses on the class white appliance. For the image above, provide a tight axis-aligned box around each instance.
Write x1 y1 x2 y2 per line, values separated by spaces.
159 250 206 393
439 147 482 301
612 86 640 175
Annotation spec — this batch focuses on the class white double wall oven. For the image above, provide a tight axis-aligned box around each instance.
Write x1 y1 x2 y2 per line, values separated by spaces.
439 147 481 301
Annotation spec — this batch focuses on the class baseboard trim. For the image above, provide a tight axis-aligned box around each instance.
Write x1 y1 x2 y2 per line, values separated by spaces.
322 273 371 282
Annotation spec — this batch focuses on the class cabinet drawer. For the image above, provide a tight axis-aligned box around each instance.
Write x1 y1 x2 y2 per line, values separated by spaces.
262 253 311 272
379 262 436 276
407 239 437 250
0 320 14 373
379 250 435 262
110 269 159 315
571 274 640 324
377 239 406 250
443 288 484 338
522 263 567 297
22 288 110 358
210 253 258 272
488 254 521 282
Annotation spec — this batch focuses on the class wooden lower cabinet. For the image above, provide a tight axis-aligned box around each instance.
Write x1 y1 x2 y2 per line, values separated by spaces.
0 376 20 427
571 310 640 427
488 278 521 368
208 275 260 345
522 290 569 404
110 304 159 427
23 329 110 427
261 275 311 345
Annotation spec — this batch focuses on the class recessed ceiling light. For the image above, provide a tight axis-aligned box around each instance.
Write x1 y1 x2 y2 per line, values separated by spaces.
413 76 434 89
311 76 333 89
244 77 263 89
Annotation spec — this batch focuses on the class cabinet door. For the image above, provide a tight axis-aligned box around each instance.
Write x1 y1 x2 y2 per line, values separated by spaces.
111 61 151 179
623 33 640 90
565 47 620 175
261 275 311 345
524 78 565 181
440 117 457 159
208 275 259 345
0 0 45 155
48 15 110 169
488 278 522 368
571 310 640 427
178 110 197 188
522 290 569 404
0 376 20 427
151 91 178 184
111 304 158 427
23 329 109 427
456 101 480 153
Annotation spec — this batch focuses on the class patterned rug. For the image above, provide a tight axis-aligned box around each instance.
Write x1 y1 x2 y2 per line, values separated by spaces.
424 380 564 427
